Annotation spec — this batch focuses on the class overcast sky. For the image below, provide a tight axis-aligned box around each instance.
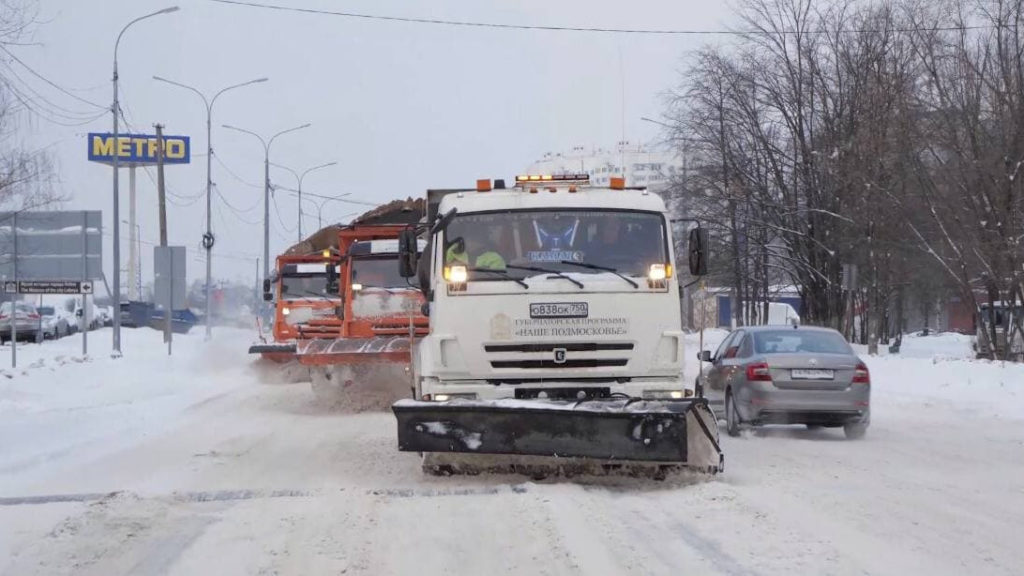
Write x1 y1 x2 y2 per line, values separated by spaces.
17 0 731 287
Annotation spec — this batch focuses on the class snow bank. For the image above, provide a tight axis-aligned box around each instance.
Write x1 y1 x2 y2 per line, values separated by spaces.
0 326 255 491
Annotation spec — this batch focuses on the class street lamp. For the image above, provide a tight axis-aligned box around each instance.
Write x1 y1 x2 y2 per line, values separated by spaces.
270 161 337 241
283 189 354 229
121 219 142 300
221 123 310 282
153 75 268 339
111 5 180 357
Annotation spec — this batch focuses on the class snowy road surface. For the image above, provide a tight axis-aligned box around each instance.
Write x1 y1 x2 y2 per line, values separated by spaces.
2 328 1023 575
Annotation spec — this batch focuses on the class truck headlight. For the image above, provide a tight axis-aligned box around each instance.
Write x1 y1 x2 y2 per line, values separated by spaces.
647 263 671 289
446 265 468 283
282 307 290 316
444 265 468 292
643 389 693 399
648 263 668 281
427 393 477 401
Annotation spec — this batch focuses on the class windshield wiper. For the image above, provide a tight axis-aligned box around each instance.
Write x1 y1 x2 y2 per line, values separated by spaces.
468 267 529 289
559 260 638 289
505 264 584 289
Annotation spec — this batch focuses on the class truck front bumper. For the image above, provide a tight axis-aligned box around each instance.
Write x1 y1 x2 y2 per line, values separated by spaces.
419 378 694 401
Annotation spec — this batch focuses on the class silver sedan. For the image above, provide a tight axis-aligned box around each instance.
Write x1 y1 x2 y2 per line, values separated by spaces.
698 325 870 439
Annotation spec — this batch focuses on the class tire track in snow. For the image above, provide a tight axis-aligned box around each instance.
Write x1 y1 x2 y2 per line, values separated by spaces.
540 484 734 576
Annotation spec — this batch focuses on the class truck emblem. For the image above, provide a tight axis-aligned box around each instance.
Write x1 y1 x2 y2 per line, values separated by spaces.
553 348 567 364
490 313 512 340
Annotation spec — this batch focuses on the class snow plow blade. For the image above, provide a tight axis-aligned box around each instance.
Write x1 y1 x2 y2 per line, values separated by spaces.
392 397 723 477
248 342 297 355
298 337 413 411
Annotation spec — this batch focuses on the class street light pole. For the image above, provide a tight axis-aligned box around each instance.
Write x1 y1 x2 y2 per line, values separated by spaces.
222 123 310 282
152 75 268 339
111 6 179 358
270 161 337 240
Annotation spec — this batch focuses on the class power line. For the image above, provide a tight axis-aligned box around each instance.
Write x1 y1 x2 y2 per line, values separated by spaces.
271 187 295 233
0 45 106 109
213 151 262 188
297 189 378 207
209 0 992 35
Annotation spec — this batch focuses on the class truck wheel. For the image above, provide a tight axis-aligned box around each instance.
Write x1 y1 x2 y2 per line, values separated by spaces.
725 391 741 437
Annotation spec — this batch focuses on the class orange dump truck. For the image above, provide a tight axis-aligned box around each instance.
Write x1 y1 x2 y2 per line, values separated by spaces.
296 224 429 410
248 251 342 362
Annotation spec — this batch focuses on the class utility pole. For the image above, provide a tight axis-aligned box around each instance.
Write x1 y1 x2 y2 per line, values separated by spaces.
155 124 168 246
155 124 170 345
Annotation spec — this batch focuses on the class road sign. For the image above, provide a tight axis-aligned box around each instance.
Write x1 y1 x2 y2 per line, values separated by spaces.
5 280 94 294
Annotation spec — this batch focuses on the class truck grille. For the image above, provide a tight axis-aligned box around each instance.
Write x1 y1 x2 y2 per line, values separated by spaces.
490 358 629 369
484 342 633 353
485 341 632 370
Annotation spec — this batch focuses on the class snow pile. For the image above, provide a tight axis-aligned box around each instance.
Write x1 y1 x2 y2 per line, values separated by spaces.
0 327 254 490
866 354 1024 420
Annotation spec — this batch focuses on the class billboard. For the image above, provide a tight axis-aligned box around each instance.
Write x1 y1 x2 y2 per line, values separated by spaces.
87 133 190 166
0 211 103 282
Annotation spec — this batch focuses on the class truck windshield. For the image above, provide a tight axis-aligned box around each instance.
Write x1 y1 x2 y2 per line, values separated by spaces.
280 274 331 299
351 256 407 288
443 209 667 280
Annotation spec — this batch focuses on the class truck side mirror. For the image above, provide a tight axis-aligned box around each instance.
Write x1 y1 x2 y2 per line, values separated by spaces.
688 227 709 276
698 350 712 362
326 263 338 292
262 278 273 301
398 228 419 278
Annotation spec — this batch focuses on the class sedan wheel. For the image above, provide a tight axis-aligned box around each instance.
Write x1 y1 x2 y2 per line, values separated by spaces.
725 392 741 437
844 422 868 439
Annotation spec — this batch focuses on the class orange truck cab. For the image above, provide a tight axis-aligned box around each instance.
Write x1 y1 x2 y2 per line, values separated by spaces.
249 252 342 362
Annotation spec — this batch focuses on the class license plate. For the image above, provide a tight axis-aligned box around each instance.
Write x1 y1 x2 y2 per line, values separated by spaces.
529 302 588 318
791 369 834 380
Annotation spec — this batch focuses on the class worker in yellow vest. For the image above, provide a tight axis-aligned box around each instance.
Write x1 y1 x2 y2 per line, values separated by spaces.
445 232 506 270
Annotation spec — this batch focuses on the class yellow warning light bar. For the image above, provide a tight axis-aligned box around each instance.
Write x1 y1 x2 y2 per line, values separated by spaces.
516 172 589 183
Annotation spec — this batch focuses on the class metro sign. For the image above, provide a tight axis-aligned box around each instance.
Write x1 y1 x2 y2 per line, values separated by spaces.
87 133 190 166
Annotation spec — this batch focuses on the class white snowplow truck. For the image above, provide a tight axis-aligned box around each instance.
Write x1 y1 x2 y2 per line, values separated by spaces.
392 174 722 478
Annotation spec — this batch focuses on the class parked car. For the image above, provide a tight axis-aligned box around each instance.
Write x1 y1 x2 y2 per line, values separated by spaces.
0 302 43 343
37 305 71 339
698 325 870 439
96 305 114 327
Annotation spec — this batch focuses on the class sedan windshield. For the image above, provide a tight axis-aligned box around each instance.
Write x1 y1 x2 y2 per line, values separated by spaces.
753 330 853 355
443 209 667 279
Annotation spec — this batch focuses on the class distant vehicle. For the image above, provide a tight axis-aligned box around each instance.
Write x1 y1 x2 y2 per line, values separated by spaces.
97 305 114 327
699 325 870 439
975 301 1023 361
37 305 70 339
0 302 43 344
72 298 101 332
742 302 800 326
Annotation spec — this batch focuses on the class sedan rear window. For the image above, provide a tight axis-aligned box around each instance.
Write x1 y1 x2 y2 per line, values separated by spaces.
753 330 852 355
